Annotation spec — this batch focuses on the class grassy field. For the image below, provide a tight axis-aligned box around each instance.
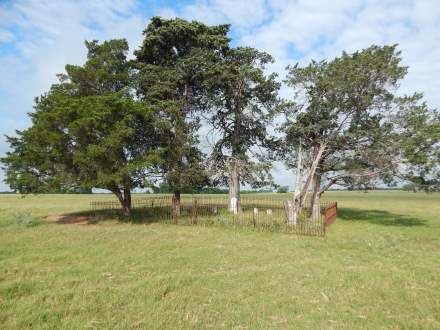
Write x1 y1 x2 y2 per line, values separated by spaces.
0 191 439 329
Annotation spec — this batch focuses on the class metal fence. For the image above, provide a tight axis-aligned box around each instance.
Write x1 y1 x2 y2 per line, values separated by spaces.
90 195 338 236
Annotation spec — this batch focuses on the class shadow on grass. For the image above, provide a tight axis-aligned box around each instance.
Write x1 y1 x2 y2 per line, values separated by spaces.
54 207 428 229
53 208 168 225
338 208 428 227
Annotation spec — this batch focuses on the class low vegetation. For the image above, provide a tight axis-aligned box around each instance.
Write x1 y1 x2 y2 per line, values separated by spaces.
1 191 439 328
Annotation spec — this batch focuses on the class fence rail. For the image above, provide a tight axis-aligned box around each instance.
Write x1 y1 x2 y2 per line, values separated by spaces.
90 196 338 236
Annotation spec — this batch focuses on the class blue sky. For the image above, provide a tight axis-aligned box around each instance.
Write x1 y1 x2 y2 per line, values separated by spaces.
0 0 439 191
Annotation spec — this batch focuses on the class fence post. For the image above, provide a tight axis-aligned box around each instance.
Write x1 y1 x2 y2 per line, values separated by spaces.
253 207 257 227
192 198 198 225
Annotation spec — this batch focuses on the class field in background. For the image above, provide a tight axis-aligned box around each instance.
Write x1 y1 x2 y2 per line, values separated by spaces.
1 191 439 328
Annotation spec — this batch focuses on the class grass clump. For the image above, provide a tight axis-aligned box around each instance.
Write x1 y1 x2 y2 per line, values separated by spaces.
0 210 42 228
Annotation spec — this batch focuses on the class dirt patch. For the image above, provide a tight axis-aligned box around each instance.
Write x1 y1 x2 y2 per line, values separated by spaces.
47 214 96 224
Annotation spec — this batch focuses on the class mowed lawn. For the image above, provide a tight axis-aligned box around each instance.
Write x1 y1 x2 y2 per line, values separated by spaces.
0 191 439 329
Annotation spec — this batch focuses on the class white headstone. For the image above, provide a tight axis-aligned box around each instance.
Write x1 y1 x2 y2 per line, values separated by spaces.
230 197 238 214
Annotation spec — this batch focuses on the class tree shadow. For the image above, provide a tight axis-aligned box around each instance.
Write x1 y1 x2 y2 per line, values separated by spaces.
53 206 428 229
338 208 428 227
51 208 168 225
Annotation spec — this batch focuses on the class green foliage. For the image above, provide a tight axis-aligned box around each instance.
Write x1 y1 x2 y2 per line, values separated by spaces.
1 40 162 212
393 95 440 191
197 187 229 194
277 186 289 193
134 17 230 196
206 47 281 188
282 44 439 192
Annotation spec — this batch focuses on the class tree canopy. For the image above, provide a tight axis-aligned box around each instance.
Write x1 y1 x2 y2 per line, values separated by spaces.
1 17 439 218
281 44 439 217
2 39 162 214
205 46 280 210
134 17 230 214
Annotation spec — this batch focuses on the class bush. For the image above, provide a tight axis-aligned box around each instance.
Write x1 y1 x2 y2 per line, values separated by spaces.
277 186 289 193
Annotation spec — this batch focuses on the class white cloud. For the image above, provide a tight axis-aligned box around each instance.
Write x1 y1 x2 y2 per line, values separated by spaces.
241 1 362 55
2 0 146 91
161 0 268 29
156 8 178 19
0 30 14 43
0 0 147 124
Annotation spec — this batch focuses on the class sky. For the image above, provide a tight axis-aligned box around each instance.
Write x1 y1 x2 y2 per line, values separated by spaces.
0 0 439 191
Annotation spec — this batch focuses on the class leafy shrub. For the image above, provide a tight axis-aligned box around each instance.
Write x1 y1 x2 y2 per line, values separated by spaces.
277 186 289 193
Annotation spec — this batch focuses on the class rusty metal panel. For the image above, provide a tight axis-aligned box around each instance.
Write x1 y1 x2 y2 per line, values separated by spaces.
324 202 337 227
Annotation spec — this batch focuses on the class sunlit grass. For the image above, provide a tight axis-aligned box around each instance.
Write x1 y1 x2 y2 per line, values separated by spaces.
0 191 439 328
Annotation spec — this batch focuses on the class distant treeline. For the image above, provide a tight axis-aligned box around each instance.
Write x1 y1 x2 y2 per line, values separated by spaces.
149 183 274 194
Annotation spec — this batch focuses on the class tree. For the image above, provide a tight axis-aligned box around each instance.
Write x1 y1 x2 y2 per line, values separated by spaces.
394 94 439 191
281 44 439 219
1 39 162 215
205 47 280 212
134 17 230 216
277 186 289 193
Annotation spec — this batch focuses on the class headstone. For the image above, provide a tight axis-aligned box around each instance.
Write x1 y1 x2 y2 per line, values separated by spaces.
230 197 238 215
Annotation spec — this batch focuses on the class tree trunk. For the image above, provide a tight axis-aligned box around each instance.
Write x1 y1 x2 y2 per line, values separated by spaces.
228 160 240 214
311 173 321 220
229 91 242 215
291 142 303 225
172 190 181 223
110 186 132 216
122 188 132 216
298 143 326 212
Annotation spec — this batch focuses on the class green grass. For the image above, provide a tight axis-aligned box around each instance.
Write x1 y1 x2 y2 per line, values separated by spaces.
0 191 439 329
